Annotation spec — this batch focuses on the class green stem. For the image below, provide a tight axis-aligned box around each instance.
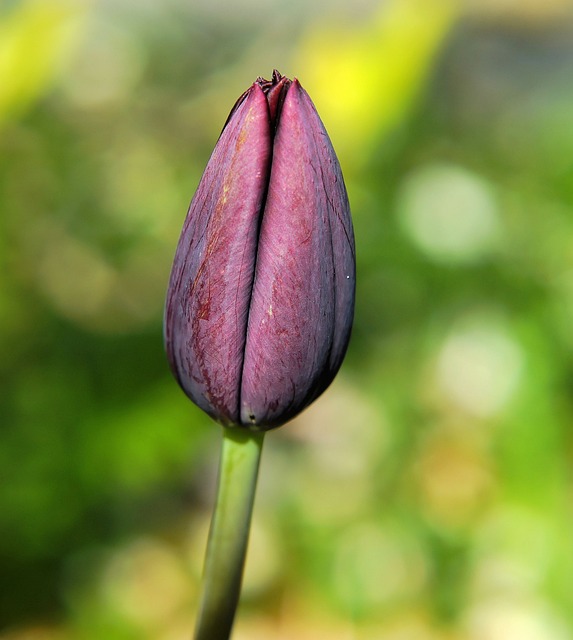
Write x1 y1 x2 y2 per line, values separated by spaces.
194 427 265 640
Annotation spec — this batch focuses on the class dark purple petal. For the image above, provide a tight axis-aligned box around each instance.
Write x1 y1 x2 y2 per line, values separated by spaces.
240 80 355 428
164 84 271 425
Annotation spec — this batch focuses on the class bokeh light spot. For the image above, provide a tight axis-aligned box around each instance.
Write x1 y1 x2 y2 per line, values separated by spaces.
436 316 524 417
397 163 500 263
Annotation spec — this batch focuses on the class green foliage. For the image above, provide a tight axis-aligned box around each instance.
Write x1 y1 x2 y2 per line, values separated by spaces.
2 0 573 637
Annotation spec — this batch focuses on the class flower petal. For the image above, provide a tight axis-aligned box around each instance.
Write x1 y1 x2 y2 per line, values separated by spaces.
240 80 355 428
164 84 272 425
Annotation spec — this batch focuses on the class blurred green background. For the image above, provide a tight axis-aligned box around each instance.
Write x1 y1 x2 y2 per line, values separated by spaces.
2 0 573 638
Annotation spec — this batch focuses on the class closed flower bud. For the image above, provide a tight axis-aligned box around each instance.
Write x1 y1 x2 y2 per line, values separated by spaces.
164 70 355 430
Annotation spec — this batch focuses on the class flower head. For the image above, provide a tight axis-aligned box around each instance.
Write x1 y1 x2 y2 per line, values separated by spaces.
164 71 355 429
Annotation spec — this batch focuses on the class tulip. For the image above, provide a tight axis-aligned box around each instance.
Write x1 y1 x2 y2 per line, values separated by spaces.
164 71 356 640
164 70 355 430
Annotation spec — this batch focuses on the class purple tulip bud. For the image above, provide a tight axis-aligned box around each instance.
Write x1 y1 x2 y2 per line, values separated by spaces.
164 70 355 430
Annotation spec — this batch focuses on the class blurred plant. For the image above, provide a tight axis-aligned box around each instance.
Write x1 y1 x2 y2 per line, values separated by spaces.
3 1 573 638
295 0 459 165
0 0 87 128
